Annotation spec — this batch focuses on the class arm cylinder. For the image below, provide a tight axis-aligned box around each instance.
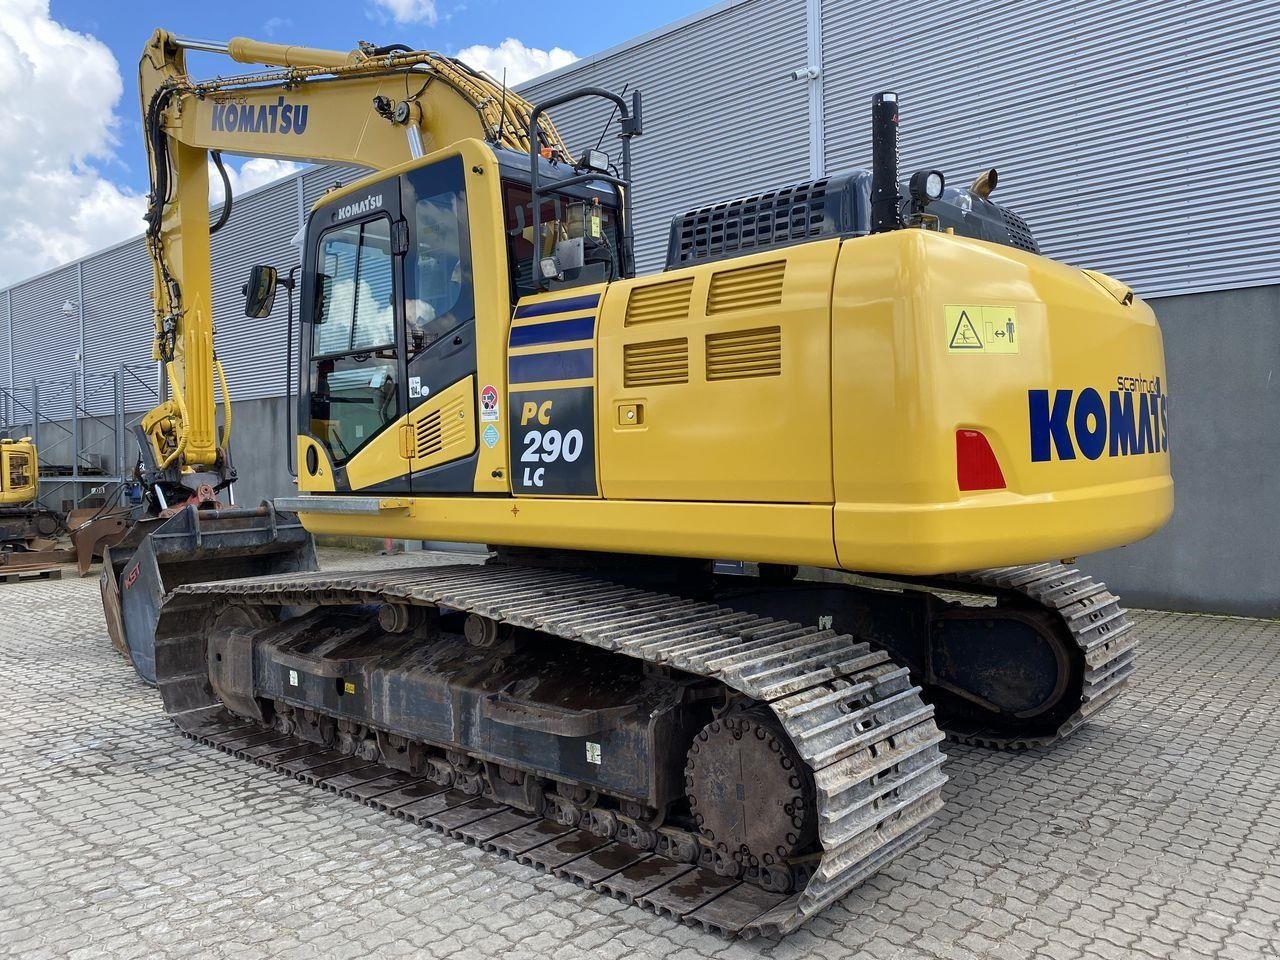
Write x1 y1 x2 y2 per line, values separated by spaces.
226 36 357 70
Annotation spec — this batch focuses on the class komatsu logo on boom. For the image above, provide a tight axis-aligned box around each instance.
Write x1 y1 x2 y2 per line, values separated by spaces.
1029 376 1169 462
211 96 309 135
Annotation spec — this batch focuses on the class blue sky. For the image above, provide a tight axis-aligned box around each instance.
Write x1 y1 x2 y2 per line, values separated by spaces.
51 0 710 195
0 1 709 286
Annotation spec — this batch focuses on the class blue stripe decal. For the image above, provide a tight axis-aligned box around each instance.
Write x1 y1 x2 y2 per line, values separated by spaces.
509 315 596 348
508 348 594 384
513 293 601 319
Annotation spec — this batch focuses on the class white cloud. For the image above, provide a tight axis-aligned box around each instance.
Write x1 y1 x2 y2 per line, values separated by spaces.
0 0 146 285
368 0 438 24
455 38 578 85
262 16 293 37
209 157 304 208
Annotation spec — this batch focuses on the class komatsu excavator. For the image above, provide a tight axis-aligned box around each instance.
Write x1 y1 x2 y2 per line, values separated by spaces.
102 29 1173 937
0 437 65 550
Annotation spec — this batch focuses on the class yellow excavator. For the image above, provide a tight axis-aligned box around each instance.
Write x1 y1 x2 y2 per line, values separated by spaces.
0 437 65 553
102 29 1173 937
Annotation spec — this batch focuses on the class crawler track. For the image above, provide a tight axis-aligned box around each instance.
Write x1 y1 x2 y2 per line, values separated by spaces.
933 562 1138 749
153 563 947 937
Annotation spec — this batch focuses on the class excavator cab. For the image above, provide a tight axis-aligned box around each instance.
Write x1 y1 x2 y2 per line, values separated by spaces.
0 438 37 507
292 109 633 499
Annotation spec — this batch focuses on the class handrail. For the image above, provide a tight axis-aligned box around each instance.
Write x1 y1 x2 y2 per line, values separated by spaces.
527 87 642 291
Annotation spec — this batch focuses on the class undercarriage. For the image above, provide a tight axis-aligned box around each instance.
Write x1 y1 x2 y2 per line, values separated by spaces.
144 554 1134 936
0 504 64 548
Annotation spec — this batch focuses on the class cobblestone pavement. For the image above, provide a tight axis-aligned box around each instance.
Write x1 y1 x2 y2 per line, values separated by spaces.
1 550 1278 960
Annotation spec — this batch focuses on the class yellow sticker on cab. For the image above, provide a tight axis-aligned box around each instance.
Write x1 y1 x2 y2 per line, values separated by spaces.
945 305 1019 354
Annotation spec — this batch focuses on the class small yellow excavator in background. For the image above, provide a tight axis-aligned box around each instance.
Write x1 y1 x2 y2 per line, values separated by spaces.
0 437 66 556
101 29 1173 937
0 437 129 576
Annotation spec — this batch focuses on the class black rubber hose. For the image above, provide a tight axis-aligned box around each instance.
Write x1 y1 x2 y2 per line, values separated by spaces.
370 43 413 56
209 151 232 235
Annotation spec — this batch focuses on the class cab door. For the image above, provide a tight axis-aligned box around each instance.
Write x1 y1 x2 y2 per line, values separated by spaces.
301 177 411 494
400 154 480 492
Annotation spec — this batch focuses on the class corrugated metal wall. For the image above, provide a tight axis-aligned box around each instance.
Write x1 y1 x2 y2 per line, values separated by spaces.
1 0 1278 407
209 177 303 404
0 293 9 395
9 267 79 421
81 237 155 415
819 0 1280 297
520 0 811 275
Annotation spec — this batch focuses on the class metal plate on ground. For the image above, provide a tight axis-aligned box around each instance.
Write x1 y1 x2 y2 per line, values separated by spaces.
276 747 346 776
342 772 426 802
556 843 649 883
450 808 536 844
396 790 475 824
322 765 404 793
637 868 741 919
484 817 572 856
222 729 290 754
518 829 607 871
367 781 449 811
686 882 790 933
304 757 379 785
236 735 298 760
428 796 508 832
199 724 256 748
596 857 698 905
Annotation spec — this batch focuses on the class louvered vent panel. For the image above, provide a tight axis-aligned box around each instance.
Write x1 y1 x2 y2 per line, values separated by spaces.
625 278 694 325
415 394 468 459
707 261 786 314
669 182 829 267
705 327 782 381
623 338 689 387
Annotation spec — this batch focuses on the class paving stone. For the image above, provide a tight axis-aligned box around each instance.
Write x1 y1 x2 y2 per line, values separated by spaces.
0 548 1277 958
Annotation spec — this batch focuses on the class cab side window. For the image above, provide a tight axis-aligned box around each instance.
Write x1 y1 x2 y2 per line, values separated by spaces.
8 453 30 489
309 216 399 465
406 188 471 356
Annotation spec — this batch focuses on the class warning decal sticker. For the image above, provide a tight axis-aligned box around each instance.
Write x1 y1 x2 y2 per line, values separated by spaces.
945 305 1019 354
480 384 500 422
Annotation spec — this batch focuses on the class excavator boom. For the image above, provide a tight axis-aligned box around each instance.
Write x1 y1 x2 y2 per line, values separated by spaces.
135 29 567 501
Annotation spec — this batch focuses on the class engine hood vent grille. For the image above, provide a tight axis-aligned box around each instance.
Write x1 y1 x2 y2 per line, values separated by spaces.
705 327 782 381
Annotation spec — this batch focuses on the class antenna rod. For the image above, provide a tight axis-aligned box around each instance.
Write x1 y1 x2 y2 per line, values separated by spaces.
497 69 508 141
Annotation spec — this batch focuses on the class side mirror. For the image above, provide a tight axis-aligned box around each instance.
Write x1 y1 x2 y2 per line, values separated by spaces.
242 264 278 318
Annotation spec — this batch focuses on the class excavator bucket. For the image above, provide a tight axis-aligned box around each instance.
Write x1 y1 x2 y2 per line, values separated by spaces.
101 502 317 684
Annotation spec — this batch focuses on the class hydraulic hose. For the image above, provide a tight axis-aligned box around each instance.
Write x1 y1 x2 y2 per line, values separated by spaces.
210 151 233 235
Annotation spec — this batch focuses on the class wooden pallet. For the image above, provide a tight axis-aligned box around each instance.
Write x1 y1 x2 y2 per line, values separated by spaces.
0 566 63 584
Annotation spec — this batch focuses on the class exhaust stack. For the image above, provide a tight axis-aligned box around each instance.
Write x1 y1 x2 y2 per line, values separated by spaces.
870 92 901 234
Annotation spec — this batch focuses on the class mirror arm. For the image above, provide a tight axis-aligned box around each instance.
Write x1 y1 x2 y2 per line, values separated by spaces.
283 264 301 481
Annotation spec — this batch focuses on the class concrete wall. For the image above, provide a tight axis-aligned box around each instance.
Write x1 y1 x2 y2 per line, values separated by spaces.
223 396 298 509
1084 284 1280 618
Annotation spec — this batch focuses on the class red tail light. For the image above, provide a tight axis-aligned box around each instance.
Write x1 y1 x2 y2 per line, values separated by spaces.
956 429 1006 491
